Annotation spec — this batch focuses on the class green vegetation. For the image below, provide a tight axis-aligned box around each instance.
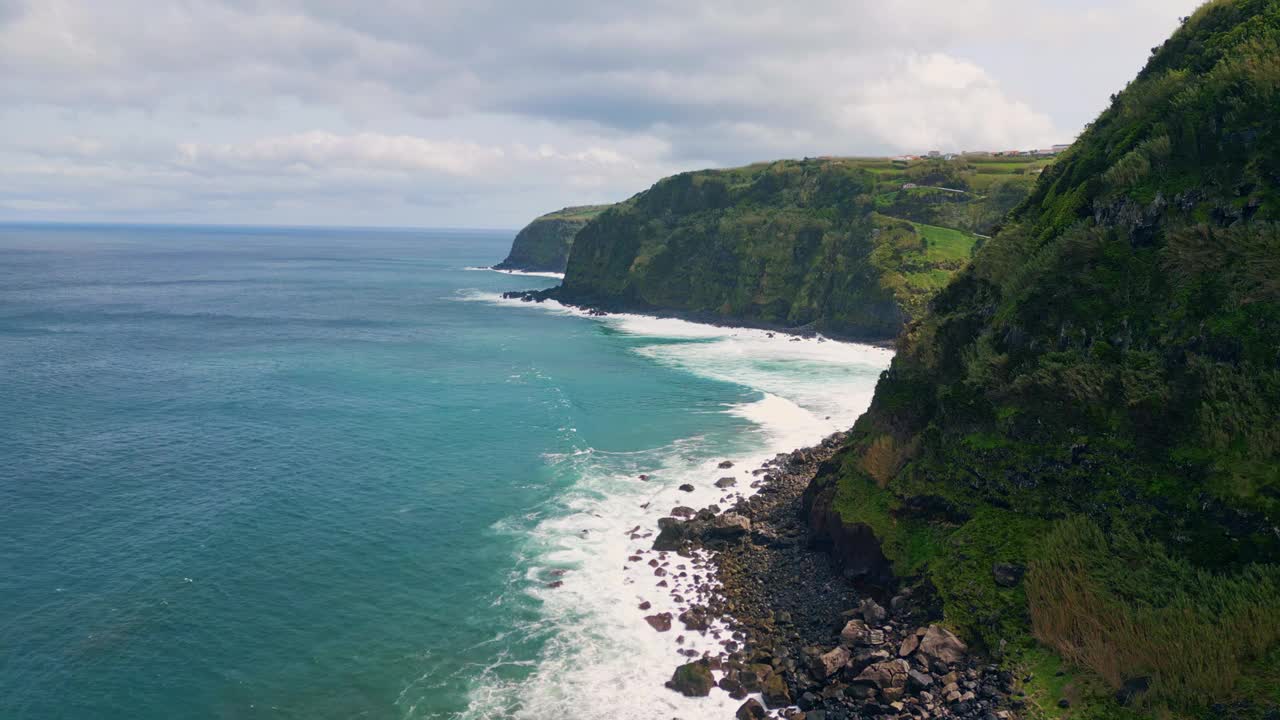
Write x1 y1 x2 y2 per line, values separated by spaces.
495 204 612 273
813 1 1280 716
555 157 1032 340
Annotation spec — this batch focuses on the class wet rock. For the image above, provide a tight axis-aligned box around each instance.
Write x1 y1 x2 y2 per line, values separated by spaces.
736 698 767 719
719 460 735 469
762 673 793 709
680 606 711 632
652 518 687 551
716 477 738 488
645 613 673 632
670 506 696 518
666 660 715 697
679 483 696 493
917 625 967 666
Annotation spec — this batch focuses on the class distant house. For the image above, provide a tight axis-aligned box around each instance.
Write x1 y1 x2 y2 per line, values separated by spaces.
928 150 942 158
1052 144 1072 153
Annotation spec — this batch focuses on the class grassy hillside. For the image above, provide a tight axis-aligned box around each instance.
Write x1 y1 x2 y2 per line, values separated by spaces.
554 157 1037 340
494 204 612 273
806 1 1280 716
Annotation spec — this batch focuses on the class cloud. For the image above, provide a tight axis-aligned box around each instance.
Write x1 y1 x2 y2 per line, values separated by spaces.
0 0 1205 225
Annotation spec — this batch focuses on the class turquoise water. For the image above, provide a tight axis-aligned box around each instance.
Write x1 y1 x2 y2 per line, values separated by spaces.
0 224 891 719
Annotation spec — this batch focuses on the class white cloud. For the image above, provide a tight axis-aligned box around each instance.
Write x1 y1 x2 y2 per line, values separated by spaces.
0 0 1205 225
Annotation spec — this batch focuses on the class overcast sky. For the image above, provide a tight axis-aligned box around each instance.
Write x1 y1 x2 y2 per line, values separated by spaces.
0 0 1204 228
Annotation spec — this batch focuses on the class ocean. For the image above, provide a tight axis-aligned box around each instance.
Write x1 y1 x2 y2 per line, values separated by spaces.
0 224 891 719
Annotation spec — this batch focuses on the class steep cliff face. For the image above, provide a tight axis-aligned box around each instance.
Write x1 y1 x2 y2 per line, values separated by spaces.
555 159 1030 341
494 205 611 273
809 1 1280 714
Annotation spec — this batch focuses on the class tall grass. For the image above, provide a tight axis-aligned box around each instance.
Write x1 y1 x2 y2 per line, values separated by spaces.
1027 517 1280 710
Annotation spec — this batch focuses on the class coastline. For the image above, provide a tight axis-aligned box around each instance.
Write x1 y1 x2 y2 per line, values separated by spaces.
641 433 1022 719
499 288 900 350
481 284 1017 717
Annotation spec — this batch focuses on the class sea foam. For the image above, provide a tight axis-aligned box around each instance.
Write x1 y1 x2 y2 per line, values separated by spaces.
456 290 892 719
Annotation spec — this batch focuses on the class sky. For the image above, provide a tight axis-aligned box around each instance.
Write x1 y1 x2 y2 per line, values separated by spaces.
0 0 1205 229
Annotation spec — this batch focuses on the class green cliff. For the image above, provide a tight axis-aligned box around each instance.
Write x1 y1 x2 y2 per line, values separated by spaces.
806 1 1280 716
494 205 611 273
554 158 1037 341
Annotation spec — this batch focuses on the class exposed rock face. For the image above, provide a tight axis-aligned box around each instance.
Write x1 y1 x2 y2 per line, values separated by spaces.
666 660 714 696
494 205 611 273
651 431 1018 719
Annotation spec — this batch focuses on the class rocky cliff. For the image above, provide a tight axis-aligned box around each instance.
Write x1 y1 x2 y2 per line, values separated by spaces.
547 158 1037 342
494 205 611 273
807 1 1280 715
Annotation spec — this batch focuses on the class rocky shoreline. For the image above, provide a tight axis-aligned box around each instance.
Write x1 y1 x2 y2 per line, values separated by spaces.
639 433 1024 720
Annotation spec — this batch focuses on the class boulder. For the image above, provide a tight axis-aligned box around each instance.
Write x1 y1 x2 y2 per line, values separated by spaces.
813 646 851 678
718 460 735 469
666 660 715 697
715 477 737 488
907 669 933 690
839 619 868 646
652 518 687 551
898 632 920 657
762 673 792 709
705 513 752 540
679 606 711 632
645 613 673 632
859 598 887 624
670 506 696 518
854 659 910 691
917 625 967 666
739 663 773 693
992 562 1027 587
678 483 696 492
736 698 768 719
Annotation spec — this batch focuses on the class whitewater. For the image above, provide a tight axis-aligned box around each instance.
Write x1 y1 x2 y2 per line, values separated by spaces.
456 292 892 719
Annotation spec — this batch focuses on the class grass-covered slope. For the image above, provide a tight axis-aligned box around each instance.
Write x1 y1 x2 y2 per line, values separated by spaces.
807 1 1280 715
555 159 1035 341
494 205 611 273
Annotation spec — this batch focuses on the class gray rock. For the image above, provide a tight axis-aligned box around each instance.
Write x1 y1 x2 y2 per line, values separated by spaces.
917 625 967 666
855 658 910 690
840 619 868 646
705 513 751 540
715 477 737 488
813 646 851 678
860 597 887 624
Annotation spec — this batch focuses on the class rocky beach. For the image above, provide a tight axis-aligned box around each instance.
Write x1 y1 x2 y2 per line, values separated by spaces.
635 432 1023 720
